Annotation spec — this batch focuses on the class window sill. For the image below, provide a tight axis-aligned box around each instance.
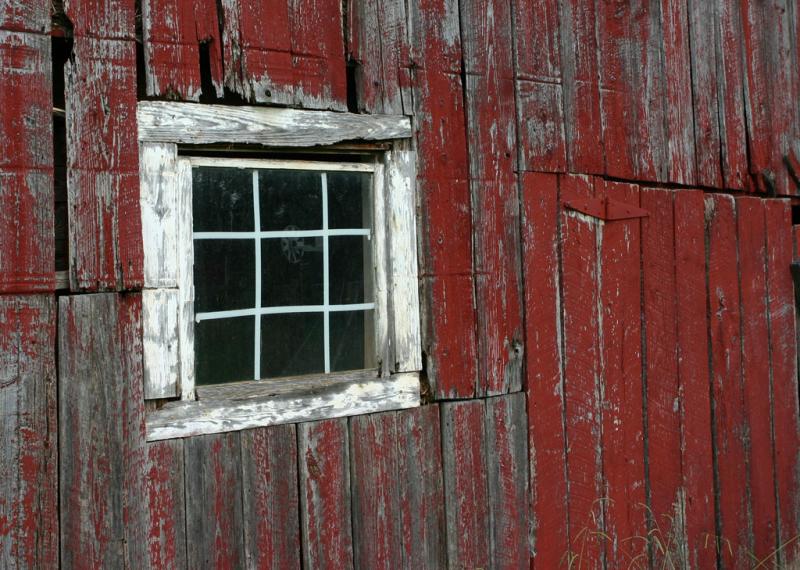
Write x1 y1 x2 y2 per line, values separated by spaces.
145 370 420 441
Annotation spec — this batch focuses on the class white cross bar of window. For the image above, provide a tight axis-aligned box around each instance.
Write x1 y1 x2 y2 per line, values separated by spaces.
194 303 376 323
193 228 371 240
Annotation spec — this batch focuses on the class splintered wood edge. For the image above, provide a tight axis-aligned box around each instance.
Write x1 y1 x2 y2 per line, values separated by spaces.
146 371 420 441
137 101 412 146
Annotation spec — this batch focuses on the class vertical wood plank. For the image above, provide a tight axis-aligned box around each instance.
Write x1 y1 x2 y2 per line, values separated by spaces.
765 200 800 564
0 295 58 569
705 194 752 566
65 36 143 290
241 424 302 570
521 171 569 569
0 0 49 32
641 187 685 565
441 400 490 569
736 197 778 562
350 412 402 569
298 418 354 569
184 432 244 570
146 439 187 570
560 174 604 569
140 142 179 289
0 31 54 293
142 289 180 399
141 0 224 100
396 405 447 569
460 0 523 396
409 0 478 398
596 180 648 566
59 293 147 569
674 190 716 570
485 393 529 569
63 0 136 39
558 0 605 175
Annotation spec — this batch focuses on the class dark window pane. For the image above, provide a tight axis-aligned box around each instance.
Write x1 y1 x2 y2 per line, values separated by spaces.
195 317 254 385
262 237 323 306
327 171 371 229
261 313 324 378
329 236 372 305
194 239 255 312
330 310 375 372
259 170 322 231
193 167 254 231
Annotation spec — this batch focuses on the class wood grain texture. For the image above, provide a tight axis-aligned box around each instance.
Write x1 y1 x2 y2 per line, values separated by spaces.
240 424 302 570
674 190 716 570
0 295 58 569
485 393 529 569
145 439 187 570
705 194 753 567
596 180 648 566
521 172 568 569
58 293 147 569
66 37 143 290
640 188 686 566
396 405 447 569
559 175 604 569
350 411 402 569
63 0 136 39
298 418 354 569
409 0 478 399
142 289 179 400
0 31 54 293
219 0 347 110
441 400 490 569
0 0 49 32
140 142 179 288
137 101 411 146
184 432 244 570
735 197 778 562
460 0 523 396
141 0 224 100
765 201 800 564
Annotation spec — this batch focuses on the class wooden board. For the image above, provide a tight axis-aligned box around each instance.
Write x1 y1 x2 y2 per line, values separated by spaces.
141 0 224 100
673 190 716 570
0 0 49 32
460 0 523 396
765 201 800 564
640 187 685 565
0 31 54 293
735 197 778 562
559 174 604 569
58 293 147 569
184 432 244 569
298 418 354 569
705 194 753 566
220 0 347 110
520 172 569 569
441 400 490 569
145 439 187 569
0 295 58 569
396 405 447 568
241 424 302 569
484 394 529 568
408 0 478 399
142 289 180 399
66 37 143 291
595 180 648 566
139 142 179 289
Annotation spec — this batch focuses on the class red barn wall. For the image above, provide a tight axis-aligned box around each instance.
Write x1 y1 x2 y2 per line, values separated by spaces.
2 0 800 568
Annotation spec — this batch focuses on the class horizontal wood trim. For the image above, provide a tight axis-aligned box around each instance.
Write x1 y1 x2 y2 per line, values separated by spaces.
146 372 420 441
137 101 412 147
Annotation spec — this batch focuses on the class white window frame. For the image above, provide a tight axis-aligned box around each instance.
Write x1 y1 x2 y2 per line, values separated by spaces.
137 101 421 441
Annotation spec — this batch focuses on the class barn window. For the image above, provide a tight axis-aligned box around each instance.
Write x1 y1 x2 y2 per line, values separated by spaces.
137 102 421 441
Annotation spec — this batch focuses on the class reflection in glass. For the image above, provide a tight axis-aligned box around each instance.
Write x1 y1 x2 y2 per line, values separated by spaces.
330 310 375 372
261 237 323 307
193 239 255 313
195 317 254 385
193 167 253 231
261 313 325 377
259 169 322 231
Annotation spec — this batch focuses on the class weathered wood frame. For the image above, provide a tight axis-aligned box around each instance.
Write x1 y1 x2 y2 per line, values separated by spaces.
137 101 421 440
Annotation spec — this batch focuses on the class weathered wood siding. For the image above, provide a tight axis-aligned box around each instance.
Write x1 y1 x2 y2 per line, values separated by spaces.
2 0 800 569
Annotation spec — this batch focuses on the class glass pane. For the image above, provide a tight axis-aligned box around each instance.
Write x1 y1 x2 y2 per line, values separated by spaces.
193 167 254 231
261 237 323 307
195 316 254 385
329 236 372 305
330 310 375 372
194 239 255 313
327 171 372 229
259 170 322 231
261 313 325 378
